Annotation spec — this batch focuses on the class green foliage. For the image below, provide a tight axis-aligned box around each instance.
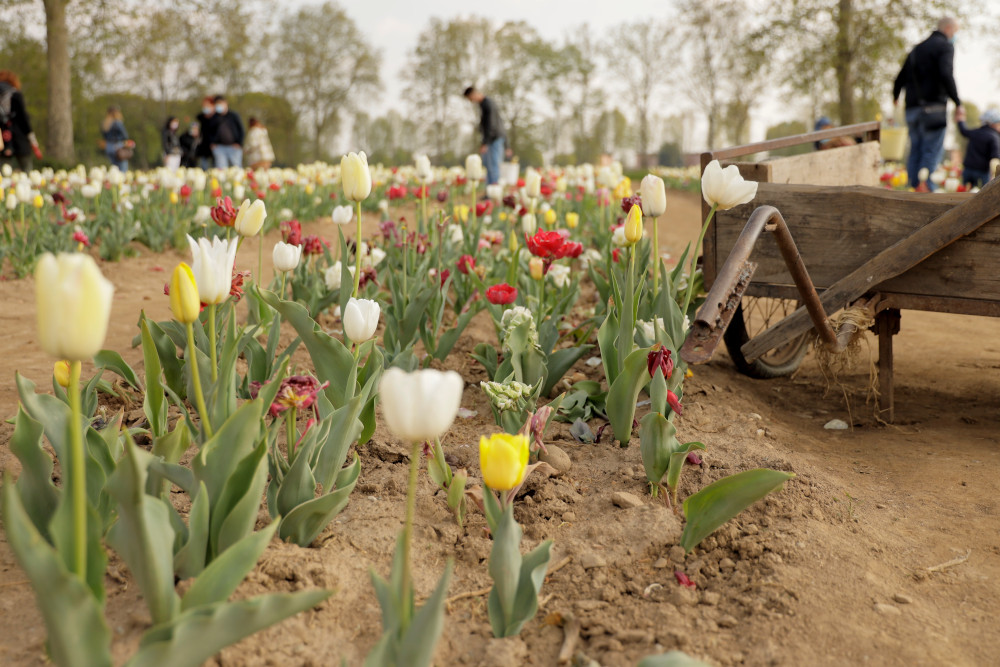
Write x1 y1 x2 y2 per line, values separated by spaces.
486 503 553 638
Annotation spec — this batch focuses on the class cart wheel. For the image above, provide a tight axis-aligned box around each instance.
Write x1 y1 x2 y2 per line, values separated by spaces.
723 298 810 378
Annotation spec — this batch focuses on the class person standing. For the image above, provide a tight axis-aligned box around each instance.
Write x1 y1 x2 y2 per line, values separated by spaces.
956 107 1000 188
101 106 133 172
893 17 962 190
0 70 42 171
463 86 506 185
195 96 215 170
179 121 201 168
243 117 275 170
207 95 244 169
162 116 182 170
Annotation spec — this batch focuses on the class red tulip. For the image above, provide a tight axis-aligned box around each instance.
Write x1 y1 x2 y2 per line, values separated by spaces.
457 254 476 274
486 283 518 305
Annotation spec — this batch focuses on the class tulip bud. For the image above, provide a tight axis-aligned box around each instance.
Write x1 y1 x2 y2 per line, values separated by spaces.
521 213 537 235
272 241 301 273
170 262 201 324
332 204 353 225
918 167 930 183
35 253 114 361
524 168 541 198
565 212 579 229
640 174 667 217
235 199 266 236
341 151 372 202
624 204 643 244
529 256 544 281
465 154 484 182
53 360 71 388
415 154 432 182
543 208 557 226
379 367 465 443
343 297 381 343
479 432 530 491
32 194 44 209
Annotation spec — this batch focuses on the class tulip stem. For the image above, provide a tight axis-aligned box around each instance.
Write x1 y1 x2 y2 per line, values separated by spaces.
652 214 659 305
257 228 263 285
401 439 422 630
681 204 717 320
280 272 287 300
286 407 297 462
353 201 363 298
186 322 213 438
401 224 408 303
67 360 87 581
420 184 427 236
207 303 218 383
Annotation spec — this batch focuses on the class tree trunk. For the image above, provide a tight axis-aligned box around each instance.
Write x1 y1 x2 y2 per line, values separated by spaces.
835 0 855 125
43 0 75 163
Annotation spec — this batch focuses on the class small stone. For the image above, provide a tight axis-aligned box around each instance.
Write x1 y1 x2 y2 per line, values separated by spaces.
653 558 669 569
892 594 913 605
580 552 608 569
717 614 739 628
611 491 644 509
617 630 652 644
701 591 721 606
576 599 607 611
824 418 849 430
669 546 687 563
719 558 736 571
812 508 824 521
562 511 577 523
585 356 603 367
874 603 901 615
749 412 763 421
669 586 699 607
539 445 572 474
876 503 888 509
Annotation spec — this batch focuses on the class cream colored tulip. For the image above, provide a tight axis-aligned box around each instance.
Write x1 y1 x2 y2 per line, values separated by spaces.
343 297 380 343
272 242 301 273
35 253 114 361
465 154 484 181
640 174 667 217
341 151 372 202
234 199 266 236
701 160 758 210
379 367 464 443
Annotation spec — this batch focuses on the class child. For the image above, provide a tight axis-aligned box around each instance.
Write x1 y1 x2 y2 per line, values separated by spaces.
243 117 275 170
956 107 1000 188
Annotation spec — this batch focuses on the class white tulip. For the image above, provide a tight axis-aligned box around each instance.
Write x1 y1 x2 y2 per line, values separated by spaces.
5 193 16 210
701 159 758 210
465 153 484 181
324 261 354 291
272 242 301 273
343 297 380 343
415 154 432 182
81 183 100 199
447 224 464 244
524 167 541 198
548 263 571 288
521 213 537 235
35 253 114 361
1 163 11 177
366 246 387 267
341 151 372 202
612 226 628 246
332 205 354 225
233 184 245 201
640 174 667 217
379 367 464 443
235 199 266 236
186 235 238 304
194 205 212 223
486 184 503 202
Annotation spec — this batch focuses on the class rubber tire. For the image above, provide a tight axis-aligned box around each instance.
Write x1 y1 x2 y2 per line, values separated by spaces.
723 302 810 379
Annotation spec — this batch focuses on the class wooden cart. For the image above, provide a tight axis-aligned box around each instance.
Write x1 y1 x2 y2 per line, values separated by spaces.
680 122 1000 421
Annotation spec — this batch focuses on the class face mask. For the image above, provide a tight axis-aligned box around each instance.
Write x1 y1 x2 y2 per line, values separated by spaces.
202 106 213 115
950 34 958 45
215 104 226 114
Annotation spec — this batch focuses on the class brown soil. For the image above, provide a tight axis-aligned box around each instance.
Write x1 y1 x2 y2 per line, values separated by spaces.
1 192 999 666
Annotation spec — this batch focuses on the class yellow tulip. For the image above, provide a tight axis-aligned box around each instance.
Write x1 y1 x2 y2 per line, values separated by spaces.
35 253 114 361
453 204 470 224
543 208 556 226
624 204 643 244
33 194 44 209
170 262 201 324
210 177 219 191
479 433 530 491
305 183 315 195
498 211 508 222
565 212 579 229
614 177 632 200
53 360 71 388
169 191 179 205
529 256 544 280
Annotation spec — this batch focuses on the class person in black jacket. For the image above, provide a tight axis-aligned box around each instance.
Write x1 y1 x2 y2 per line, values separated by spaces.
893 17 962 190
162 116 182 170
0 70 41 171
179 121 201 168
205 94 244 169
463 86 506 185
956 107 1000 188
195 96 215 170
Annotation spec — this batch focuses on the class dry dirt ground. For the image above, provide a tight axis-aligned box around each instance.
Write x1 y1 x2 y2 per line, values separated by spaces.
1 192 998 666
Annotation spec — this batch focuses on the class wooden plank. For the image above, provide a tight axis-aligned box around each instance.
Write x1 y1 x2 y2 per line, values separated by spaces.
715 184 1000 301
876 309 901 423
741 175 1000 360
743 284 1000 318
764 142 881 187
707 121 881 160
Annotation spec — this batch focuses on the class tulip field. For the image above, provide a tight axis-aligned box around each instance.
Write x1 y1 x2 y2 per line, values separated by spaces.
1 156 1000 667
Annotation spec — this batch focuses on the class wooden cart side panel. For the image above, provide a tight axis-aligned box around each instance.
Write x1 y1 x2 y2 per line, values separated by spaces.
715 183 1000 303
723 142 882 188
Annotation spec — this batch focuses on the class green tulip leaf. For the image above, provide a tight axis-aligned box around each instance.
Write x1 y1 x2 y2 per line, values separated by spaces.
174 481 210 580
680 468 795 552
9 407 58 538
94 349 142 390
210 438 269 558
181 521 279 611
606 346 652 445
639 411 673 486
278 453 361 547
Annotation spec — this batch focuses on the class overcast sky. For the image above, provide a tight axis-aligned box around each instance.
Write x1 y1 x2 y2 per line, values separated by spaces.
298 1 997 147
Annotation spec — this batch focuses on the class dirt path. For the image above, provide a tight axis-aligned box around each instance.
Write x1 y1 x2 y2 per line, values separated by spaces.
1 191 998 666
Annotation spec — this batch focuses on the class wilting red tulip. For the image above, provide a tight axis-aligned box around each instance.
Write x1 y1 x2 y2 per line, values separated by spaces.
475 200 492 216
229 270 251 302
612 248 623 263
621 193 642 214
72 230 90 247
436 189 449 203
211 196 237 227
281 219 302 246
486 283 518 305
269 182 280 191
439 268 451 287
667 390 683 415
457 254 476 274
301 234 327 256
647 343 674 379
686 451 702 466
262 375 330 418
